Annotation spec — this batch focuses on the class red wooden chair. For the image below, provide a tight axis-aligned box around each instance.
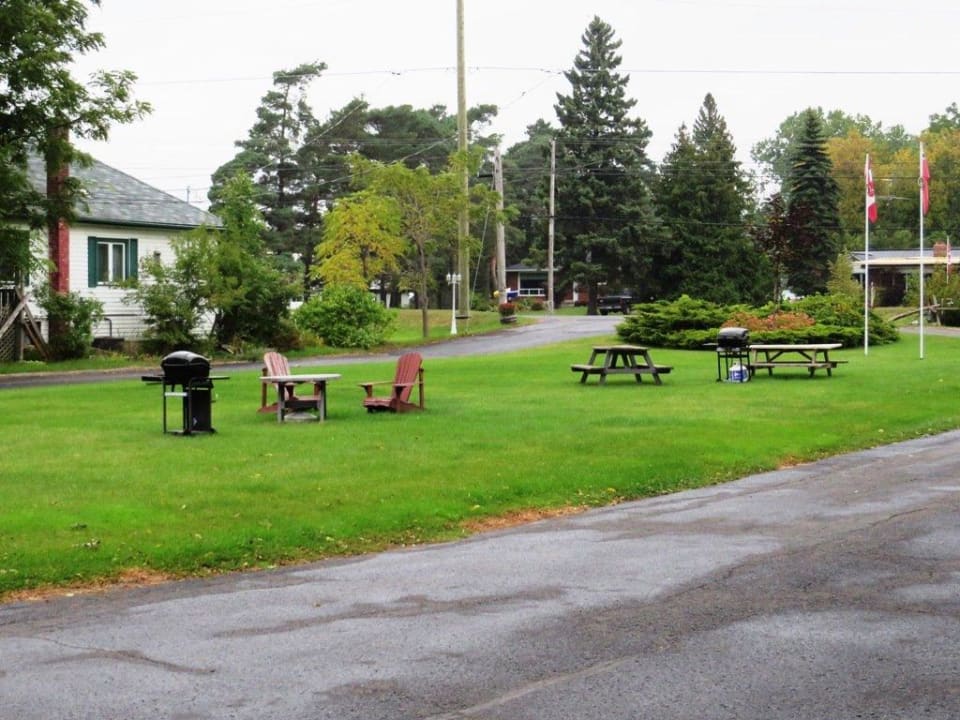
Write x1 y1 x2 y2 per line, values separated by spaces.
358 352 424 413
260 351 324 416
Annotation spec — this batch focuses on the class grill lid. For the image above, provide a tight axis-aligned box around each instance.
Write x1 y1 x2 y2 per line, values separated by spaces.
160 350 211 383
717 326 750 348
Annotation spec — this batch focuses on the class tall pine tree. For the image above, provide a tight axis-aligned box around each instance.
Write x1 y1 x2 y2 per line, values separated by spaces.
784 109 840 295
657 94 766 303
209 62 326 284
553 16 661 312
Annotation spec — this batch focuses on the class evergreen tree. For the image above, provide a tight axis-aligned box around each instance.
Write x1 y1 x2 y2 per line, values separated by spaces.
553 16 662 313
654 124 696 297
501 120 555 267
208 63 326 272
657 94 764 303
211 84 500 296
752 108 911 189
783 109 841 295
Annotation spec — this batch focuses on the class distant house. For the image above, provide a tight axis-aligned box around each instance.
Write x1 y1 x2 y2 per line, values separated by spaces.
25 155 220 341
851 243 953 305
504 264 587 306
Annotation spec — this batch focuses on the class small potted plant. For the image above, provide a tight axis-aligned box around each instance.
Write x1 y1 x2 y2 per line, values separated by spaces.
498 301 517 324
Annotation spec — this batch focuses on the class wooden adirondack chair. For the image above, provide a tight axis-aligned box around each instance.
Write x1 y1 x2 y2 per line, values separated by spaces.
358 352 424 413
260 351 324 416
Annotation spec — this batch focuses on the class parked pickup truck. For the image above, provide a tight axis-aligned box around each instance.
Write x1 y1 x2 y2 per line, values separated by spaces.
597 291 634 315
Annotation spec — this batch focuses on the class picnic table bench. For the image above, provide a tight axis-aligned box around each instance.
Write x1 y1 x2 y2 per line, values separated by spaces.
748 343 846 377
571 345 672 385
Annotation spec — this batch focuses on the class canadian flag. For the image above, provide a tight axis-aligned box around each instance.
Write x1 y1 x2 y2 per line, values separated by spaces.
921 146 931 215
865 155 877 223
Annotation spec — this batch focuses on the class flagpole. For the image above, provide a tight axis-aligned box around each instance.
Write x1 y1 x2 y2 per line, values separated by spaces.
919 142 925 360
864 154 871 356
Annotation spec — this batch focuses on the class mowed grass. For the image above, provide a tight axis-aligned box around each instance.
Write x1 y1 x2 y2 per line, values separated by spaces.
2 331 959 598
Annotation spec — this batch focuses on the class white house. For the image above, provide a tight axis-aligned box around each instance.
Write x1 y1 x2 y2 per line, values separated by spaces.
25 155 221 342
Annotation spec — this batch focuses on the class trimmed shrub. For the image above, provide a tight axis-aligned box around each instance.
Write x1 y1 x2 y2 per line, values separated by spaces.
617 296 744 349
36 288 104 360
724 310 814 332
616 294 898 349
293 285 395 349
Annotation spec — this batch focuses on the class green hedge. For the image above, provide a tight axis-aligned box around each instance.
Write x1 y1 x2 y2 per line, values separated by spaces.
617 294 898 349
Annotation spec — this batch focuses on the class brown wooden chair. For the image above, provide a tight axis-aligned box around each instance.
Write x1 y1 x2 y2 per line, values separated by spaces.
358 352 424 413
260 351 324 417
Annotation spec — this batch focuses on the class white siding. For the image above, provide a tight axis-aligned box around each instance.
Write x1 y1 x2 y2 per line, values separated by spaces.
22 223 184 341
72 223 179 339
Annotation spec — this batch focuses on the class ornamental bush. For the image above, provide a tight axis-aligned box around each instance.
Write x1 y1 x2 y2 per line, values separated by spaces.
293 285 395 349
724 310 814 332
616 294 898 349
617 295 746 349
36 288 104 360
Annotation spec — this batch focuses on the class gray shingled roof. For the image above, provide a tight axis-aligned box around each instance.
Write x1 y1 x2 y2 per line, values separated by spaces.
28 155 221 229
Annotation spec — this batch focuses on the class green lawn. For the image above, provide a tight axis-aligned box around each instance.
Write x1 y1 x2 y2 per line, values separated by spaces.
2 331 959 599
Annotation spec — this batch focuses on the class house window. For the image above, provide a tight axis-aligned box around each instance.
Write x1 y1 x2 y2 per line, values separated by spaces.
88 237 138 287
519 274 547 297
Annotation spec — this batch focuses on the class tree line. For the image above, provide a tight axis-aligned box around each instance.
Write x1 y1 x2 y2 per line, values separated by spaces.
4 5 960 353
206 16 959 319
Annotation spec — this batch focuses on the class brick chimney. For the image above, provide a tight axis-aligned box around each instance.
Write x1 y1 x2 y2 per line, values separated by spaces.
46 129 70 293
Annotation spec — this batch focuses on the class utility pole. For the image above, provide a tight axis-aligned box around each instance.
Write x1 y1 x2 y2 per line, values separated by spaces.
456 0 470 319
548 138 556 312
494 146 506 304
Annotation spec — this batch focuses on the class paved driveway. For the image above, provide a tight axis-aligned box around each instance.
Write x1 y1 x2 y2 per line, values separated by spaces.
0 314 622 389
2 427 960 718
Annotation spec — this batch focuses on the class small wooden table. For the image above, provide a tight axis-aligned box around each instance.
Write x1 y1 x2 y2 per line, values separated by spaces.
571 345 672 385
260 373 341 422
748 344 845 377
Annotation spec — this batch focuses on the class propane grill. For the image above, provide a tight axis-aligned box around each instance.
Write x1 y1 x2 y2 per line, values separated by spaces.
715 327 750 382
142 351 227 434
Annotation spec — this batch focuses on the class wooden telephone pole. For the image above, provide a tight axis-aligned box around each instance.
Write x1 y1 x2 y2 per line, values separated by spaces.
548 138 556 312
494 147 506 303
456 0 470 319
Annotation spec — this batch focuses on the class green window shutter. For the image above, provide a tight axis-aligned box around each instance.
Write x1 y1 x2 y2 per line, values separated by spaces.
87 238 98 287
127 238 138 280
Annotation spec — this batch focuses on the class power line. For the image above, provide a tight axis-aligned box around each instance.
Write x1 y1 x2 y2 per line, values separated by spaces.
132 64 960 88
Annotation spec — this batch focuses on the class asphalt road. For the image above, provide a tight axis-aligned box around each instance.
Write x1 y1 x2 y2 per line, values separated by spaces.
0 313 623 389
3 316 960 718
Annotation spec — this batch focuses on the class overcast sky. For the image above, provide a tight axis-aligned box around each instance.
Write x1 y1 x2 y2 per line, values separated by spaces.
73 0 960 209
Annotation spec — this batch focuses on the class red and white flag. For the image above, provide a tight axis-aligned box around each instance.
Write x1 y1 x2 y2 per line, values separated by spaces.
865 155 877 223
921 146 931 215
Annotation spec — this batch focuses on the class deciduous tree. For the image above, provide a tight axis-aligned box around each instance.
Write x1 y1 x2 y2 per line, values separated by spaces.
0 0 149 282
130 174 295 353
752 108 911 189
751 193 790 303
312 192 403 290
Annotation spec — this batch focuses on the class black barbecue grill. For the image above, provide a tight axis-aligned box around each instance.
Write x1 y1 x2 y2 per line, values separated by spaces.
142 351 227 434
716 327 750 382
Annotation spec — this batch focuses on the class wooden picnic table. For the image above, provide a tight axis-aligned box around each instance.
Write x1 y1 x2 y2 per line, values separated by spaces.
260 373 341 422
571 344 672 385
747 343 845 377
